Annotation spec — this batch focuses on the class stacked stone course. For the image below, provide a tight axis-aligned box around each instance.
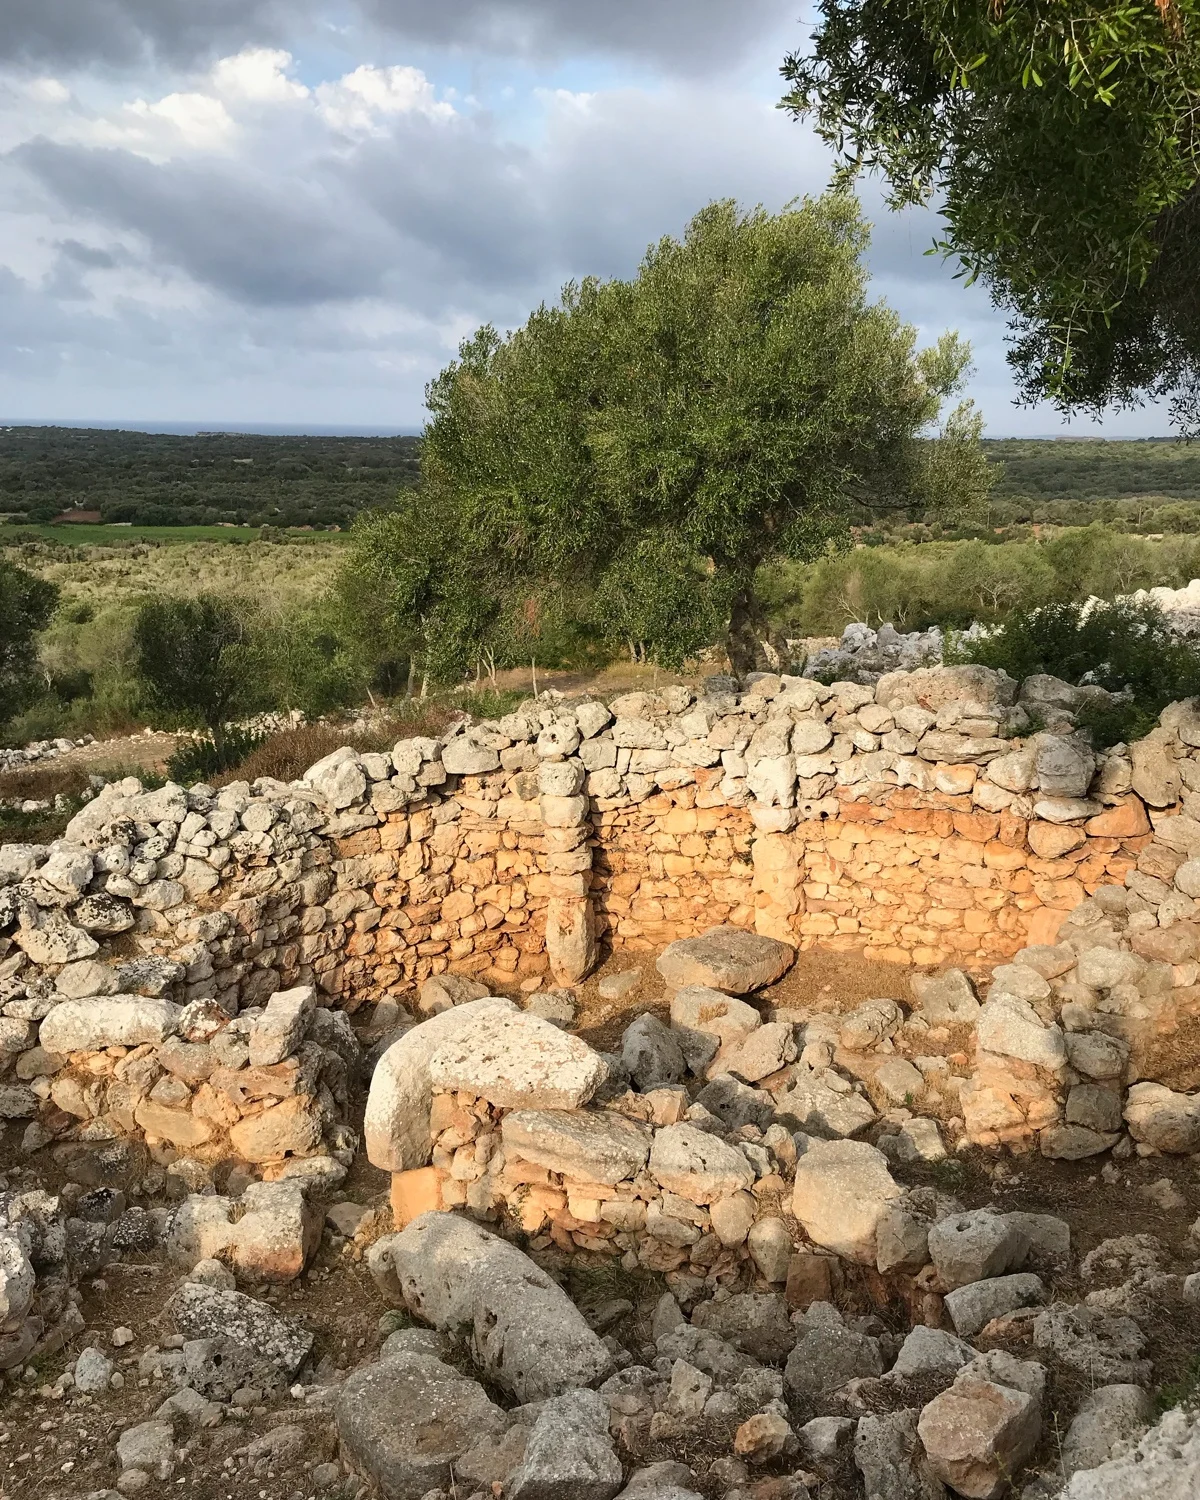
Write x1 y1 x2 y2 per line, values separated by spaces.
0 661 1198 1172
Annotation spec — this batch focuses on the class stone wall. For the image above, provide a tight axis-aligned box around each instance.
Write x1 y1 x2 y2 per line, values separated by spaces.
2 661 1198 1170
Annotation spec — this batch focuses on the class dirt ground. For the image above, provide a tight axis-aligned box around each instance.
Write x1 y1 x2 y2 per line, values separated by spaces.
4 946 1200 1500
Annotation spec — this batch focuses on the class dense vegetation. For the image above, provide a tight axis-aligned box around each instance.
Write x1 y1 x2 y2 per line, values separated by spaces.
345 196 992 680
0 427 420 529
984 439 1200 502
783 1 1200 429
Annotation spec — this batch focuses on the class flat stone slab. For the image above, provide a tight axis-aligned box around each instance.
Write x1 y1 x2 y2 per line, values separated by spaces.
501 1109 653 1184
656 925 794 995
427 1009 607 1111
40 997 180 1054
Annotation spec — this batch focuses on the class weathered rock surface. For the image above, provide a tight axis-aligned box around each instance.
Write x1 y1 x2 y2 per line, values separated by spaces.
656 926 794 994
335 1350 508 1500
506 1388 623 1500
501 1109 653 1184
792 1140 901 1264
1061 1384 1154 1477
364 999 515 1172
649 1123 755 1204
917 1377 1041 1499
428 1008 608 1110
386 1212 612 1401
39 997 179 1054
165 1283 313 1375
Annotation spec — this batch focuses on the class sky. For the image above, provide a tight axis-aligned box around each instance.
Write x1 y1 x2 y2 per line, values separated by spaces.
0 1 1169 436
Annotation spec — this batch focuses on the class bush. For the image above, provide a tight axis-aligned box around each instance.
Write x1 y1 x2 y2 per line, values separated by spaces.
167 728 267 785
950 598 1200 745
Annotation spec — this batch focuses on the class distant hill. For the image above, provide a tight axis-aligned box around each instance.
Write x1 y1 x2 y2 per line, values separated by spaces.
0 426 421 529
984 438 1200 502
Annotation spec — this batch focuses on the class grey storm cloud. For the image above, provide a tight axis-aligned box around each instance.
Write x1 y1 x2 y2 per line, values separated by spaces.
0 0 300 69
15 138 402 306
2 0 797 73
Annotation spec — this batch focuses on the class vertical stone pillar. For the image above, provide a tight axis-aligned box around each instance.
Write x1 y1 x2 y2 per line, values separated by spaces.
750 811 804 944
538 760 597 984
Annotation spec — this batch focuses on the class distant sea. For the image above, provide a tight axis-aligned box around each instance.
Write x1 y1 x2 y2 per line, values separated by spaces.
0 419 420 437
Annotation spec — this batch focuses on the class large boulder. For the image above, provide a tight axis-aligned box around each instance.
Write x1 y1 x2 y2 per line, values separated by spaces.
385 1212 612 1401
335 1350 508 1500
792 1140 901 1265
364 999 515 1172
428 1008 608 1110
656 925 794 994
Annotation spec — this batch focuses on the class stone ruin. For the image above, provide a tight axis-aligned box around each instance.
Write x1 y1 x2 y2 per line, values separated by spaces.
2 662 1200 1497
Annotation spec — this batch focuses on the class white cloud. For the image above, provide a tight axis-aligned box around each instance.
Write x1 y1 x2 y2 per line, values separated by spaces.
211 48 309 104
315 64 455 134
0 19 1169 433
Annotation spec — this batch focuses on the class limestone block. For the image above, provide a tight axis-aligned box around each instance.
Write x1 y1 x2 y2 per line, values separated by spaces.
428 1008 608 1111
649 1123 755 1204
791 1140 901 1265
387 1212 612 1401
501 1108 652 1184
364 999 516 1173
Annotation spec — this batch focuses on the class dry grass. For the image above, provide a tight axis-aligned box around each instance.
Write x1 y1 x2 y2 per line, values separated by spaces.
0 762 92 803
212 705 461 786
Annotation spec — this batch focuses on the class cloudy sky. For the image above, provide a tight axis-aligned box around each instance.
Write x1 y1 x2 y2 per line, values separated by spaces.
0 2 1166 434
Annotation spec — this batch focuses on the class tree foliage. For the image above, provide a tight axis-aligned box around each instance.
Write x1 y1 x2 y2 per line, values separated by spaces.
130 594 262 746
782 1 1200 428
0 558 58 731
347 195 991 678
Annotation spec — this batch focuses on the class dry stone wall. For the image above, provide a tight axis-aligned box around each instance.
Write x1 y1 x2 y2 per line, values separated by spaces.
2 662 1200 1172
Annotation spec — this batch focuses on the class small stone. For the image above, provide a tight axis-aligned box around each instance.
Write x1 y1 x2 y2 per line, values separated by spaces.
74 1347 114 1393
733 1410 794 1464
598 970 641 1002
111 1327 134 1347
747 1217 793 1283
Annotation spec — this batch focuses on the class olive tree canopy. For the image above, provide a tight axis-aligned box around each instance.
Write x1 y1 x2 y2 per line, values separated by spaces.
345 194 991 677
782 0 1200 430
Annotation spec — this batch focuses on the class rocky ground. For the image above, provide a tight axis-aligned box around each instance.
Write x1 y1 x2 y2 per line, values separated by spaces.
3 943 1200 1500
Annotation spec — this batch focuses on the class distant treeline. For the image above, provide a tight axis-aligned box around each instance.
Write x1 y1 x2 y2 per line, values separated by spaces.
0 427 421 528
3 430 1198 532
983 438 1200 502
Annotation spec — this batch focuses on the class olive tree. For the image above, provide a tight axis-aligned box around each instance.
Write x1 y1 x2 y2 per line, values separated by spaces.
348 194 991 677
131 594 261 747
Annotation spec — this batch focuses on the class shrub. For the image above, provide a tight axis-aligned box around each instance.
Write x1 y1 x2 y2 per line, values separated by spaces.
167 728 267 785
951 598 1200 745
